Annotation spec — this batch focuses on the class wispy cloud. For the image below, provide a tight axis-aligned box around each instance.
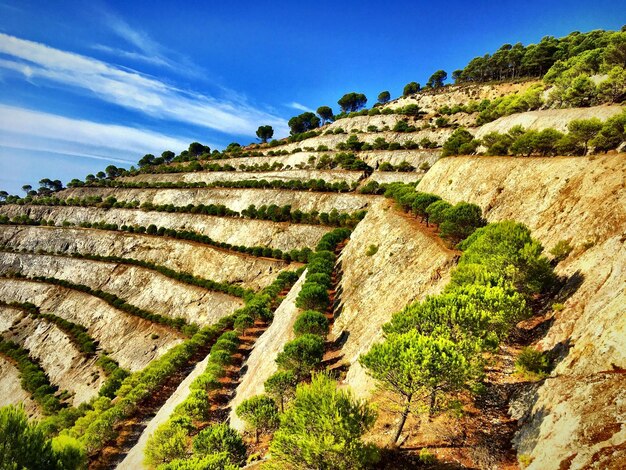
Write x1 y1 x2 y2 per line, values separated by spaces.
0 103 192 163
288 102 314 113
0 33 289 137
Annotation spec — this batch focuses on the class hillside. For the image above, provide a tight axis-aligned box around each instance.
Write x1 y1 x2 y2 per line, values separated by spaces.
1 28 625 470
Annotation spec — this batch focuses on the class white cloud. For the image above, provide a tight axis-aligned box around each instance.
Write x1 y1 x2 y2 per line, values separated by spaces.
0 103 193 163
0 33 289 137
288 102 314 113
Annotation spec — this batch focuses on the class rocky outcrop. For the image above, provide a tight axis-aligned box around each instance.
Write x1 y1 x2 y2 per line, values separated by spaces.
0 205 329 252
0 356 40 417
332 200 458 396
474 104 623 138
228 271 307 431
59 187 376 214
0 226 296 290
418 154 626 468
0 252 243 327
0 310 104 405
121 169 363 185
0 278 184 372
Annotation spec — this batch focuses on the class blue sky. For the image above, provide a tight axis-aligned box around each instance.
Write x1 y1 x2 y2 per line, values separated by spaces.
0 0 623 194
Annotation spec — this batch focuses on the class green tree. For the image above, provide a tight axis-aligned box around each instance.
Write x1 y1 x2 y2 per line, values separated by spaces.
455 221 556 295
337 92 368 113
161 150 175 162
604 31 626 68
288 112 321 135
562 75 597 107
234 314 254 336
268 374 378 469
0 405 70 469
293 310 329 337
402 82 421 97
568 118 603 154
597 66 626 103
144 416 193 466
193 423 246 466
360 331 473 445
188 142 210 157
295 282 330 311
442 128 478 156
159 453 237 470
264 371 297 412
439 202 485 243
426 70 447 88
236 395 279 443
276 334 325 378
377 90 391 103
317 106 334 125
21 184 32 194
256 125 274 143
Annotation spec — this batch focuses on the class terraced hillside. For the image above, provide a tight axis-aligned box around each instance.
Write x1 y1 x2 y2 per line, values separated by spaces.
1 77 624 470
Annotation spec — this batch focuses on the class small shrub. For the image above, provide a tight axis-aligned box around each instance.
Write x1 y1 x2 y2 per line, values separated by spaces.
293 311 329 337
365 244 378 256
549 240 573 263
515 347 549 380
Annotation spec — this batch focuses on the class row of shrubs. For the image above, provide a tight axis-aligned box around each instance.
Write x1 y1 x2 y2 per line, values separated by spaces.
0 339 64 415
442 110 626 156
2 273 197 335
384 183 486 244
13 194 367 228
0 301 98 356
232 228 350 450
359 219 557 445
314 151 371 171
85 177 358 193
68 321 233 455
144 270 301 467
0 214 313 263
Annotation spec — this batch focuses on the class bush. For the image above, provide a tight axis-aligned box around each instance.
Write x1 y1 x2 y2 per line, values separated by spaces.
442 129 478 156
549 240 573 263
295 282 330 311
426 200 452 226
515 347 550 380
439 202 486 244
159 453 238 470
234 314 254 335
269 374 379 469
264 371 297 412
276 334 325 379
293 311 329 337
365 244 378 256
235 395 279 443
144 417 193 467
193 423 246 466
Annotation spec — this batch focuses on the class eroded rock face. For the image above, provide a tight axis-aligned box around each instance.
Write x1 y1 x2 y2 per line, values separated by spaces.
228 271 307 431
0 205 329 252
0 225 296 290
333 199 458 396
418 154 626 468
0 278 184 372
59 187 376 214
0 309 104 405
121 169 363 185
0 356 40 418
0 252 243 327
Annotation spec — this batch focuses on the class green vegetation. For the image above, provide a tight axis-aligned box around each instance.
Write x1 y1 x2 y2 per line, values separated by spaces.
317 106 334 125
403 81 421 96
550 240 574 263
515 347 550 380
442 128 479 156
0 340 64 414
264 371 297 413
384 183 485 245
256 125 274 143
144 270 299 465
268 374 378 469
276 334 325 379
236 395 279 443
193 423 247 466
377 90 391 103
0 406 85 470
293 310 329 337
361 219 556 445
426 69 447 88
0 301 97 356
96 355 130 399
3 273 197 335
337 92 368 113
288 112 320 135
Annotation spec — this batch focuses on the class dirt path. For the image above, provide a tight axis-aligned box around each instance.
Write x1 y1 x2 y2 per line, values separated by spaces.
116 352 211 469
